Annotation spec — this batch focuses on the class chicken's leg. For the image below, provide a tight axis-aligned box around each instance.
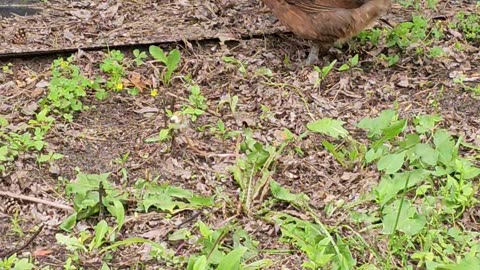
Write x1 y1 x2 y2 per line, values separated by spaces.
306 43 330 65
306 43 320 65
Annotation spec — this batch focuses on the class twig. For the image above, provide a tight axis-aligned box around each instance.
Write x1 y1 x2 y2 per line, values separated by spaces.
98 182 105 220
379 18 394 28
0 223 45 259
0 191 74 213
176 211 202 229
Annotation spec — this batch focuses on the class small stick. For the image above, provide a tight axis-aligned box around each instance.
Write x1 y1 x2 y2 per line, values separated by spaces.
98 182 105 220
176 211 202 229
0 223 45 259
0 191 74 213
379 18 394 28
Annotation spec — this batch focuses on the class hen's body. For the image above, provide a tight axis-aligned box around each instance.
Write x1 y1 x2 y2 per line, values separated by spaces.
261 0 392 63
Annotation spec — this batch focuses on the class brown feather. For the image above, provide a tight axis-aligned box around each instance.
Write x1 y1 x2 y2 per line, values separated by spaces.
285 0 364 10
261 0 391 45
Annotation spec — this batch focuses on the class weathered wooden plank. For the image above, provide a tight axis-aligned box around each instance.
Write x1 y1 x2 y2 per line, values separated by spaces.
0 0 284 57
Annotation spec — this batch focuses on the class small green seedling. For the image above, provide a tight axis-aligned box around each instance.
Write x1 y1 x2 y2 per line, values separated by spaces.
222 56 248 77
1 63 13 74
338 54 360 72
313 59 337 87
45 56 93 121
184 84 207 122
218 94 238 115
100 50 126 92
379 53 400 66
453 11 480 42
428 46 444 58
133 49 147 66
149 45 181 85
255 67 273 78
0 254 34 270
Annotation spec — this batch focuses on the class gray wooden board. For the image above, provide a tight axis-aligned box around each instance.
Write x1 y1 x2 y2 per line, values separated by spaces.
0 0 284 57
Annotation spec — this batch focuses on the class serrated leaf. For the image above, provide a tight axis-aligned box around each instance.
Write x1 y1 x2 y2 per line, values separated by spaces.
357 110 397 138
270 180 309 205
414 115 442 133
307 118 348 139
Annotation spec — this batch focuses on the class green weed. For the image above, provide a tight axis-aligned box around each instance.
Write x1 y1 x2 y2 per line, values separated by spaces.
307 117 366 169
0 109 53 173
147 83 207 143
313 59 337 88
9 211 24 237
338 54 360 72
379 53 400 66
209 119 239 142
453 74 480 95
44 56 99 121
149 45 181 85
0 254 34 270
356 28 383 46
230 129 294 214
386 15 429 48
1 63 13 74
222 56 248 78
452 11 480 42
133 49 147 66
316 110 480 268
217 94 238 115
186 222 272 270
1 99 57 174
61 171 127 231
272 213 355 270
133 177 214 214
185 84 208 122
100 50 126 93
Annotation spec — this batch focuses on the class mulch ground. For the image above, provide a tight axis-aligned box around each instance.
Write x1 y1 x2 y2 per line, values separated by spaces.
0 0 479 268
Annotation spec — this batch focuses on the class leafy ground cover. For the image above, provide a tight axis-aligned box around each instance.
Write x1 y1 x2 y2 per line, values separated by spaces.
0 1 479 269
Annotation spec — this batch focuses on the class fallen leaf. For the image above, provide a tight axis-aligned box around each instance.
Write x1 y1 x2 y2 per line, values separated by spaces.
33 249 53 257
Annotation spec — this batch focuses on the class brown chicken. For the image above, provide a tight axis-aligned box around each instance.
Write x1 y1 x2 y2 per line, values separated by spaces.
261 0 392 64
